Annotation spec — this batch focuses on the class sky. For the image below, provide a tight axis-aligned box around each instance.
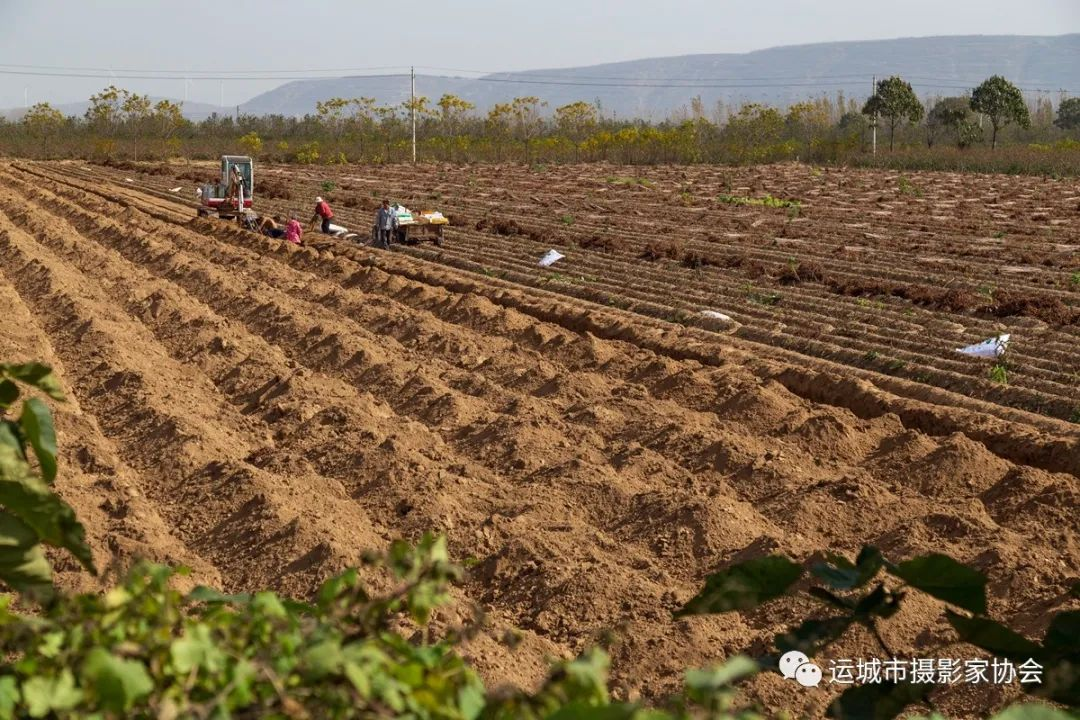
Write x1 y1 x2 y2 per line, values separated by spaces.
0 0 1077 109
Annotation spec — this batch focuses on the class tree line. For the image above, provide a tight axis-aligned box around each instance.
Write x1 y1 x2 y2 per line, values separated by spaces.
3 76 1080 169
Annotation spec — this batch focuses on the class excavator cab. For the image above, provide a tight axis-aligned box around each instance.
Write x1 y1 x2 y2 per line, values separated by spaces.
198 155 254 219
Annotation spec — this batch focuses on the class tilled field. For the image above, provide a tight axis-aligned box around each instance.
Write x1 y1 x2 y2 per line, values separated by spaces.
77 159 1080 425
1 160 1078 716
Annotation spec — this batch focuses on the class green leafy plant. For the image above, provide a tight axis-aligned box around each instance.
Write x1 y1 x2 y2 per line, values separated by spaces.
0 363 95 602
320 180 337 193
741 283 781 306
717 194 802 210
989 363 1009 385
1069 272 1079 289
559 214 575 225
678 547 1079 718
898 176 922 196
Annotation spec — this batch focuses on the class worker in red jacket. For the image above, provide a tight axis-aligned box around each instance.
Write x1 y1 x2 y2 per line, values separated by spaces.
310 196 334 234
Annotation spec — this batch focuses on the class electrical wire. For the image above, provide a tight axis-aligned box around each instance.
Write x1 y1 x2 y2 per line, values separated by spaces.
0 64 1072 94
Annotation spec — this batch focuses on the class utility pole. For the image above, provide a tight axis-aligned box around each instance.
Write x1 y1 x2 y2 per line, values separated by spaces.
220 81 224 109
23 86 27 108
410 66 417 163
871 75 877 156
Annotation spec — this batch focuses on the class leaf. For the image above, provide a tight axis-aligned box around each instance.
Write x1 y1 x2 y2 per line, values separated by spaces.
251 591 288 618
684 655 758 692
892 554 987 614
0 364 64 401
0 676 19 720
1042 610 1080 655
20 399 57 484
185 585 252 605
170 624 223 674
80 648 153 713
0 510 54 601
945 611 1040 658
812 554 860 590
457 681 486 720
809 586 853 610
853 584 902 620
776 616 852 656
989 705 1077 720
828 680 932 720
0 441 95 573
675 555 802 616
1070 581 1080 599
20 670 81 718
0 382 17 411
302 638 344 679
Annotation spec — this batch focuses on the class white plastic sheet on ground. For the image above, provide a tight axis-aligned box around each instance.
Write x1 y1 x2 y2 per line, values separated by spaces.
699 310 734 323
538 249 565 267
956 334 1010 359
327 223 349 237
169 187 182 192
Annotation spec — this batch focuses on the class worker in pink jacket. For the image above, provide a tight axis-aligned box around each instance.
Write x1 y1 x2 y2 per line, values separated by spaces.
285 214 303 245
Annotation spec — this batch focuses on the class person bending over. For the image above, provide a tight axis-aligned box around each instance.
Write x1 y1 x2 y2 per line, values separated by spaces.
258 215 286 239
310 196 335 234
285 214 304 245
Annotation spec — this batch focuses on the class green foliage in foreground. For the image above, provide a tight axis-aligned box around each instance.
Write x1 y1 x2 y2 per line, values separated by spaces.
0 535 770 719
0 364 95 603
678 547 1079 717
0 363 1075 719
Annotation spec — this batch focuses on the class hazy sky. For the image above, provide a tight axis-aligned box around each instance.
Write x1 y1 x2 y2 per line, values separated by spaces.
1 0 1077 108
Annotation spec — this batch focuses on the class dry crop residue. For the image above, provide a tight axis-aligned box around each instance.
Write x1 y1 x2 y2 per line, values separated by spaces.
0 161 1077 717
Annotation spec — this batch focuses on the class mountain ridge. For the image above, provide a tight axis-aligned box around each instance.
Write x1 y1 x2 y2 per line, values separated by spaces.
4 34 1075 122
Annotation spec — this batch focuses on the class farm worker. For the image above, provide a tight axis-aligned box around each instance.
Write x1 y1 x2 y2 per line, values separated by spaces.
258 215 286 239
226 165 244 208
374 199 398 249
311 196 335 234
285 214 304 245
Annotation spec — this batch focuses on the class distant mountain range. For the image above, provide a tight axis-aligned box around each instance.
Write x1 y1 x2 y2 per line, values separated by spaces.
4 35 1076 122
238 34 1078 120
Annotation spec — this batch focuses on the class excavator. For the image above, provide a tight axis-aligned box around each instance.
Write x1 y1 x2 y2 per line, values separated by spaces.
197 155 254 225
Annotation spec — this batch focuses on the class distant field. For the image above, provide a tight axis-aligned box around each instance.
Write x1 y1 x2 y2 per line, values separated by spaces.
68 159 1079 423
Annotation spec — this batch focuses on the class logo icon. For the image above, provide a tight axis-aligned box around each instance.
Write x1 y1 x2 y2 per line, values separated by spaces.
780 650 822 688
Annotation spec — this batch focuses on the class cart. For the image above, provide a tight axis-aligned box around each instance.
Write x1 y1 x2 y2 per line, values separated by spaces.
396 220 445 246
393 209 448 247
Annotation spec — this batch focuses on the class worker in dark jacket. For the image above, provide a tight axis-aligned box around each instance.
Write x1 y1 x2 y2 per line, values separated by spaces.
374 199 398 249
310 196 335 234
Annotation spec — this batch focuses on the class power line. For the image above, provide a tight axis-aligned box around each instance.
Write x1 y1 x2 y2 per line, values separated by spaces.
0 69 410 82
0 62 408 76
0 65 1073 94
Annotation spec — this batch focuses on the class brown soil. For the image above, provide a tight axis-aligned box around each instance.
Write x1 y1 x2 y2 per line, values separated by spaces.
1 161 1076 719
